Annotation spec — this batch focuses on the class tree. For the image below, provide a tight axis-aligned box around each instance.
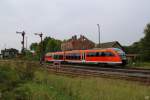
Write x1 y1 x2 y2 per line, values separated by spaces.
140 23 150 61
123 42 141 54
29 37 62 60
45 38 61 52
30 43 38 51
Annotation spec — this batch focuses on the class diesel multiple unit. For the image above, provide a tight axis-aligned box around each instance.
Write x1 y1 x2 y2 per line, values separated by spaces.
44 48 127 66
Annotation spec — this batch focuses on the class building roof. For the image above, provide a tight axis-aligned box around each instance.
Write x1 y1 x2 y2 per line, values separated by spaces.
98 41 123 48
1 48 19 52
61 35 95 51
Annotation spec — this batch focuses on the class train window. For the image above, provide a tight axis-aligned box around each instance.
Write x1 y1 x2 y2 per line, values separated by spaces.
59 55 63 59
71 55 74 60
65 53 81 60
87 52 97 57
77 54 81 60
72 54 76 60
66 55 69 59
70 55 72 59
54 55 58 59
54 55 63 59
69 55 71 59
67 55 70 59
69 54 72 59
86 52 115 57
66 54 71 59
56 55 59 59
87 52 104 57
105 52 114 57
96 52 102 56
96 52 114 57
75 53 81 60
100 52 106 57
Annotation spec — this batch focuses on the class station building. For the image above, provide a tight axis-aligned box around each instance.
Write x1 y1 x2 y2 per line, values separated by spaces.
61 35 123 51
1 48 19 59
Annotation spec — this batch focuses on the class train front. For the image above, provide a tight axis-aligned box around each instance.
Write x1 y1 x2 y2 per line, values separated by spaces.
113 48 127 66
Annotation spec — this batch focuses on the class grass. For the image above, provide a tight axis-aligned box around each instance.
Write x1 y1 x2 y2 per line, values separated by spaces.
128 61 150 69
0 61 150 100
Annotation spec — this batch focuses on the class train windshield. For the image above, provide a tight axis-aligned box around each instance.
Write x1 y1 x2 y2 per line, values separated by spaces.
113 48 126 60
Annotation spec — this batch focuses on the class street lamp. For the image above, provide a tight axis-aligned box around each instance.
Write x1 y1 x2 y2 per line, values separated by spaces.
97 24 100 48
34 32 44 64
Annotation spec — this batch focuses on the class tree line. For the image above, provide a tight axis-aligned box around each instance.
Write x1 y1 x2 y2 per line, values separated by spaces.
124 23 150 61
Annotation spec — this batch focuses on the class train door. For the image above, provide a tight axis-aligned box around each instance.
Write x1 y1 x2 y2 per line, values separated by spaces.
82 52 86 63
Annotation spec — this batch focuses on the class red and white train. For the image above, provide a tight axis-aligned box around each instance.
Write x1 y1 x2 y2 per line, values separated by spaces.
44 48 127 66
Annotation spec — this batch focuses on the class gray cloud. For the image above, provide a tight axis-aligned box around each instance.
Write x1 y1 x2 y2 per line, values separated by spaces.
0 0 150 50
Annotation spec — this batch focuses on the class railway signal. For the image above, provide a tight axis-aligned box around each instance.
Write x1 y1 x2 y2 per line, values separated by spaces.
34 32 44 64
16 31 26 54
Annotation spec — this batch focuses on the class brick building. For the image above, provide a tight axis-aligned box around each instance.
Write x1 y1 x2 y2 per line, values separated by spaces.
61 35 95 51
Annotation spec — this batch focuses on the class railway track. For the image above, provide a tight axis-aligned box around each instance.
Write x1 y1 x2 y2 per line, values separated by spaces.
0 60 150 84
63 64 150 75
45 63 150 85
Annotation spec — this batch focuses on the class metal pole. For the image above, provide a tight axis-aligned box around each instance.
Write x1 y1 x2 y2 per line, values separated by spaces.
22 31 25 52
40 33 43 64
34 32 44 64
97 24 100 48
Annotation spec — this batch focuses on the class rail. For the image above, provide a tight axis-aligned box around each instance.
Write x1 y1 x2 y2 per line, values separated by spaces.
45 63 150 85
0 60 150 85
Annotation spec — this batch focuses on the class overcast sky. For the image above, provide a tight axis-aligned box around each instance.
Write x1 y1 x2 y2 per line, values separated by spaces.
0 0 150 51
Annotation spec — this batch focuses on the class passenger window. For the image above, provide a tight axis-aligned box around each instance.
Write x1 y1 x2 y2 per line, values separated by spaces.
87 52 97 57
96 52 99 56
54 55 57 59
66 55 69 59
60 55 63 59
100 52 106 56
88 52 100 57
105 52 114 56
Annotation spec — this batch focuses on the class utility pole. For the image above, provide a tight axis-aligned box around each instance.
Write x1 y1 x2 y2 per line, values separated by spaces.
16 31 26 54
34 32 44 64
97 24 100 48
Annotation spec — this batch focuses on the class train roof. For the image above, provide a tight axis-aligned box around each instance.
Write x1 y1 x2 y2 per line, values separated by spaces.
45 48 124 55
